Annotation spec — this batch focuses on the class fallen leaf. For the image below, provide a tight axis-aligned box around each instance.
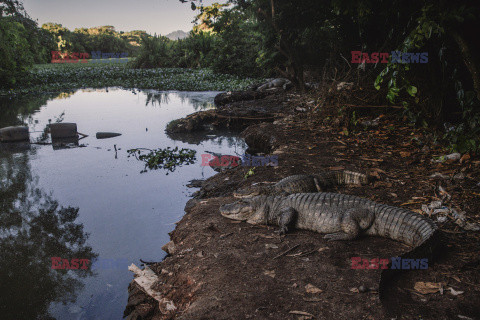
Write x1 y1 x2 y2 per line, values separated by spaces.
369 169 386 179
317 247 329 253
350 287 359 293
303 297 322 302
254 233 275 239
401 200 423 206
328 166 345 171
460 154 470 163
360 157 384 162
400 151 411 158
265 243 279 249
448 287 464 296
289 310 315 318
263 270 275 278
305 283 323 294
414 281 444 294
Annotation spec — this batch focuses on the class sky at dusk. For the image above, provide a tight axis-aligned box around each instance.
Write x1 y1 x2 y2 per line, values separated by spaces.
22 0 227 35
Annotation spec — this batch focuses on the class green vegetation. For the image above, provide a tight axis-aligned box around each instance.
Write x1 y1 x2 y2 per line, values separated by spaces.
180 0 480 153
0 0 54 85
41 23 143 57
0 61 258 95
127 146 197 174
129 3 264 77
244 168 255 179
1 0 479 152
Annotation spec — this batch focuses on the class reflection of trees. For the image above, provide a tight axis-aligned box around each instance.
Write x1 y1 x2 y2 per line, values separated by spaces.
166 129 246 148
0 148 96 319
141 90 216 110
145 91 170 106
0 93 60 128
54 92 75 100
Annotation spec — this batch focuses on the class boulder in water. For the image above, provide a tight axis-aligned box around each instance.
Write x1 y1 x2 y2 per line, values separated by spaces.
0 126 29 142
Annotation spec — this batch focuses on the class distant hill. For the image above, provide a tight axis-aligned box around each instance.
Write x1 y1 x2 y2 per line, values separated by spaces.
165 30 189 40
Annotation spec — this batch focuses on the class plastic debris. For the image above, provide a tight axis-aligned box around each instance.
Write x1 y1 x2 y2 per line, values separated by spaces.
449 287 464 296
437 216 448 223
421 200 477 230
128 263 177 311
453 173 466 180
430 172 449 179
434 153 461 163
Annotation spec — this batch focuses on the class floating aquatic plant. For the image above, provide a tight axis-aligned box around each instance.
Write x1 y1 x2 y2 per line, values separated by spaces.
127 146 197 174
1 62 259 96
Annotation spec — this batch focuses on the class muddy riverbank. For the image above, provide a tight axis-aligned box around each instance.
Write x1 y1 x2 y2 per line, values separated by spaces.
124 89 480 320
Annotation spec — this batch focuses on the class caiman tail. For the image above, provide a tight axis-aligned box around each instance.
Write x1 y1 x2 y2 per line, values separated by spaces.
329 170 369 185
367 203 440 307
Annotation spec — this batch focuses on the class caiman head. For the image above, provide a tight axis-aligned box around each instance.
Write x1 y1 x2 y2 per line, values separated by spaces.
219 199 256 221
232 187 261 198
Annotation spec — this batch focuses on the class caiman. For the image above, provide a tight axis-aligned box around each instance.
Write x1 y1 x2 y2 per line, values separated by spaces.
219 192 439 305
233 171 369 198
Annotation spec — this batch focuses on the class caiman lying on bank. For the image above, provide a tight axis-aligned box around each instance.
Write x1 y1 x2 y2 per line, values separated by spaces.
233 170 369 198
220 192 439 304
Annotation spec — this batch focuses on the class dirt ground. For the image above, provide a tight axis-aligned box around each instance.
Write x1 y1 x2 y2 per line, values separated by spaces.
124 90 480 320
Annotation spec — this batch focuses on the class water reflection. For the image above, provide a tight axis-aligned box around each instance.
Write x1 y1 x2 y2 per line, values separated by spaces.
142 90 217 110
78 89 217 110
0 146 96 319
0 94 58 128
167 130 242 146
0 88 245 319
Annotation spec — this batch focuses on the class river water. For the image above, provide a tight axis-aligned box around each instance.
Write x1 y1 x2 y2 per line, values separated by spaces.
0 89 246 319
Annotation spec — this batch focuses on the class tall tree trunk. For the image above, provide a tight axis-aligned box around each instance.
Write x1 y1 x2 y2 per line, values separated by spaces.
259 0 306 91
450 30 480 102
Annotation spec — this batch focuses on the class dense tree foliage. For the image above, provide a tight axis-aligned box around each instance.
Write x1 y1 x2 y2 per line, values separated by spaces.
41 23 141 57
0 0 53 85
180 0 480 152
131 2 264 77
1 0 479 151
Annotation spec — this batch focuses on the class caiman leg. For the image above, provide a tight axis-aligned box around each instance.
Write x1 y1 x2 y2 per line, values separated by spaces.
275 207 297 235
324 208 374 241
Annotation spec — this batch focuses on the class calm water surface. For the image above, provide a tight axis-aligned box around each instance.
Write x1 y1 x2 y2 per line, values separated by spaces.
0 89 246 319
